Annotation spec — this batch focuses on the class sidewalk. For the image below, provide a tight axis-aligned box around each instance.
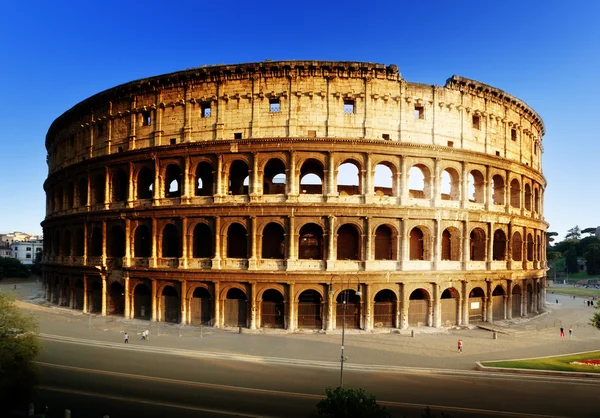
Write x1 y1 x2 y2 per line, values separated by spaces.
5 279 600 372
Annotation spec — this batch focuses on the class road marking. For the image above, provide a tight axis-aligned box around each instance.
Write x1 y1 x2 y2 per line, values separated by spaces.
37 362 570 418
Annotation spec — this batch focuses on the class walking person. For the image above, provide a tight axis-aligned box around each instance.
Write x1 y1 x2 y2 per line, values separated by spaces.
569 327 573 338
124 332 129 343
560 326 564 338
144 328 149 340
457 339 463 353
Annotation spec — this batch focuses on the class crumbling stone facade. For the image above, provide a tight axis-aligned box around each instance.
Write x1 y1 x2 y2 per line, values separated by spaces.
42 61 547 330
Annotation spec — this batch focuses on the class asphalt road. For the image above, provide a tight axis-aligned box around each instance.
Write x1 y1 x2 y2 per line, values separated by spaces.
32 339 600 418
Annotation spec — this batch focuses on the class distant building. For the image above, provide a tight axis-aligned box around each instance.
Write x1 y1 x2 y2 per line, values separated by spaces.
596 226 600 238
0 244 12 258
0 232 43 246
10 239 43 265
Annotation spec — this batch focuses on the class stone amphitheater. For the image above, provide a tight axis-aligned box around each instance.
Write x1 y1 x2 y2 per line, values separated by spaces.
42 60 548 331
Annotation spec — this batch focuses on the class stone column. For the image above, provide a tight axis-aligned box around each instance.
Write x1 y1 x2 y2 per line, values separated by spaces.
504 169 511 213
287 215 296 261
287 150 297 197
364 217 372 264
433 218 441 270
327 282 334 331
125 219 131 268
462 220 469 270
249 216 257 269
153 157 160 205
288 283 296 331
127 161 134 208
461 280 469 326
181 217 188 268
101 219 107 266
364 283 372 331
180 280 187 324
151 218 158 268
506 280 513 320
432 157 440 206
215 154 223 199
487 221 494 270
364 153 373 198
398 217 406 270
183 156 191 202
249 282 257 330
83 223 88 266
485 165 492 210
151 279 157 322
104 166 110 209
214 281 221 328
327 152 336 197
327 215 336 270
432 282 441 328
251 153 260 198
486 280 493 323
399 156 408 205
532 278 538 314
82 275 88 313
124 273 130 319
461 162 468 208
400 283 409 329
101 273 107 316
212 216 221 269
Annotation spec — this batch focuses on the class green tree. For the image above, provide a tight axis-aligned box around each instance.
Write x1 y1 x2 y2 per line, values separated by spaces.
546 231 559 245
0 258 30 279
0 292 42 414
591 304 600 330
581 227 597 236
315 386 391 418
564 248 578 274
565 225 581 240
585 245 600 275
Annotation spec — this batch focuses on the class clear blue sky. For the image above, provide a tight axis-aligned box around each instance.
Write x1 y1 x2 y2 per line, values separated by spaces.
0 0 598 240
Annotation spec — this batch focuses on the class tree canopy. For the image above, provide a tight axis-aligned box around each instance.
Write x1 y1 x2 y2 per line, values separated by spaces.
0 258 30 279
0 292 41 413
315 386 391 418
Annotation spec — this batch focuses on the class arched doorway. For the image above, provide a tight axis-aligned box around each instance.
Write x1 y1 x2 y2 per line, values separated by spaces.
133 283 151 319
512 284 522 317
190 287 212 325
261 289 284 328
469 287 485 322
336 290 361 329
224 288 247 327
408 289 429 326
74 279 84 310
441 288 459 326
297 290 322 329
373 289 396 328
161 286 180 323
108 282 125 315
527 283 534 314
90 280 102 313
492 285 506 320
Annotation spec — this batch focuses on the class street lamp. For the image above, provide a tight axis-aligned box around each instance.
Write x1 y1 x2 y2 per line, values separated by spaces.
329 274 362 387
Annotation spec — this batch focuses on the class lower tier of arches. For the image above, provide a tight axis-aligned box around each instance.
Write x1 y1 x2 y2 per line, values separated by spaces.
42 270 546 330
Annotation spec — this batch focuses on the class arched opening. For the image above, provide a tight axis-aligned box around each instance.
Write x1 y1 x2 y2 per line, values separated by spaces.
108 282 125 315
52 231 60 257
492 175 505 205
337 161 360 196
108 225 126 258
298 223 323 260
468 287 485 322
493 230 507 261
261 223 285 259
409 227 424 260
527 283 534 314
133 283 151 319
66 182 75 209
134 225 152 257
195 162 214 196
90 280 102 313
470 228 486 261
299 159 324 194
74 279 84 310
90 227 102 257
193 223 213 258
408 165 429 199
373 289 396 328
229 160 249 195
227 223 247 258
408 289 429 326
162 224 180 258
55 186 63 211
524 184 532 211
112 169 128 202
78 177 88 207
260 289 284 328
297 289 322 329
263 158 287 195
492 285 505 320
74 229 84 256
224 288 247 327
374 225 394 260
336 289 361 329
161 285 180 323
190 287 212 325
137 167 154 199
441 288 459 326
510 179 521 208
468 170 485 203
534 188 540 213
512 284 522 317
440 168 460 201
512 232 523 262
91 174 105 205
337 224 360 260
527 233 534 262
374 163 393 196
441 228 460 261
165 164 182 198
61 230 71 256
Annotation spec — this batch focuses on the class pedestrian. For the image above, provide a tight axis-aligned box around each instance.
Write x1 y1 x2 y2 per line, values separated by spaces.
560 327 564 338
124 332 129 343
556 299 558 304
457 339 463 353
144 328 149 340
569 327 573 338
141 331 146 340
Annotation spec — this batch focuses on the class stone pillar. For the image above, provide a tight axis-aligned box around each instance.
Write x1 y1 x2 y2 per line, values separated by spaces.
399 156 408 205
83 223 88 266
461 162 468 208
433 218 441 270
180 280 187 324
400 283 409 329
399 218 407 270
485 165 492 210
327 215 336 270
462 220 469 270
181 217 188 268
288 283 296 331
251 152 260 197
214 281 221 328
532 278 538 314
125 219 131 268
327 282 334 331
504 169 511 213
212 216 221 269
101 220 107 266
364 283 372 331
486 280 493 323
432 282 441 328
487 221 494 270
287 215 296 261
506 280 513 320
327 152 336 197
364 217 372 263
151 218 158 268
248 216 257 269
124 273 130 319
364 153 373 197
82 275 88 313
151 279 157 322
249 282 256 330
287 150 297 197
461 280 469 326
153 157 160 205
183 156 191 201
215 154 223 199
104 166 110 209
432 157 440 206
101 274 107 316
128 162 134 208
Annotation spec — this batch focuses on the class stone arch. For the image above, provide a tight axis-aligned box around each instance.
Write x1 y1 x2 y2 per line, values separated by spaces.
510 178 521 208
337 160 361 196
468 286 485 322
299 158 324 195
165 164 182 198
161 223 181 258
527 233 534 262
297 289 323 329
111 168 128 202
65 182 75 209
161 285 180 323
260 288 285 328
263 158 287 195
374 224 395 260
408 164 431 199
298 223 324 260
74 228 84 257
409 226 431 260
337 223 360 260
524 183 532 211
336 289 361 329
492 229 507 261
534 187 540 213
373 289 397 328
55 185 64 211
107 225 126 258
89 279 102 313
61 229 72 256
134 224 152 257
441 227 461 261
192 222 213 258
226 223 248 258
89 226 102 257
491 174 505 205
91 173 105 205
189 286 212 325
136 166 154 199
74 279 84 310
408 288 430 326
512 283 522 317
470 227 486 261
261 222 285 259
195 161 214 196
440 166 460 201
78 177 88 207
228 160 250 195
108 281 125 316
492 284 506 320
468 170 485 203
224 287 247 327
527 282 534 314
373 162 395 197
440 287 459 326
512 231 523 262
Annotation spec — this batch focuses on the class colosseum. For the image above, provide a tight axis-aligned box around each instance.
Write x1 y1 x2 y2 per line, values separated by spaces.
42 60 548 331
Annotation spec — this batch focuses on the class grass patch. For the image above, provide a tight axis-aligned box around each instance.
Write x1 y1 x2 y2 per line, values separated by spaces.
482 351 600 373
546 287 600 298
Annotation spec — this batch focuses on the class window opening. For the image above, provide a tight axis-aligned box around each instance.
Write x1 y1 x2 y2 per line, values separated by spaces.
269 98 280 113
142 111 151 126
382 134 390 140
447 141 454 147
343 100 355 115
472 115 480 130
511 128 517 141
170 138 176 145
307 130 317 137
414 105 424 119
201 102 211 118
234 132 242 140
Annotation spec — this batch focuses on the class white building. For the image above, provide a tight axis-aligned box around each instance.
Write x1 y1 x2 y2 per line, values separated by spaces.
10 239 43 265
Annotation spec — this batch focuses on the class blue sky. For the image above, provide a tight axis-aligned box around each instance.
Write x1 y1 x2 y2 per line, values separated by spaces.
0 0 598 240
